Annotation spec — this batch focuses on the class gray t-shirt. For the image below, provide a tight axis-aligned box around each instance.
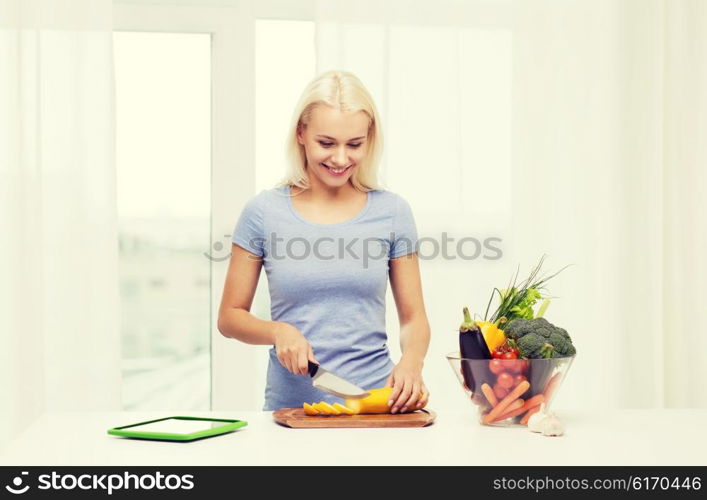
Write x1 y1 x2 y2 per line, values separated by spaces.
232 185 418 410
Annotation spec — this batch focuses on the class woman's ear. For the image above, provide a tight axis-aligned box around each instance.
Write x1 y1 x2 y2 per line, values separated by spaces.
296 123 305 145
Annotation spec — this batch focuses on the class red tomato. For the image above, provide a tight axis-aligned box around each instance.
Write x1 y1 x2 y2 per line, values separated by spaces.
493 383 509 399
518 359 530 373
515 362 528 374
497 372 514 389
513 374 528 387
496 352 517 373
489 359 505 375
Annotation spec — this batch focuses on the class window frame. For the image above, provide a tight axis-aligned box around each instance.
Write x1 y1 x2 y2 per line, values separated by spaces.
114 1 259 410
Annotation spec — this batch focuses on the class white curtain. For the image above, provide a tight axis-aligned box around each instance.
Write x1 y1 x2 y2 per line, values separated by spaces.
314 0 707 410
0 0 120 448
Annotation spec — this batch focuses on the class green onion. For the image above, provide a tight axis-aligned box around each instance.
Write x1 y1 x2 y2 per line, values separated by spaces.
484 255 569 324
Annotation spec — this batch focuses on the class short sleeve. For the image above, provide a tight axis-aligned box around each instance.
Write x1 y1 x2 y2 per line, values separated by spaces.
232 194 265 257
389 195 418 259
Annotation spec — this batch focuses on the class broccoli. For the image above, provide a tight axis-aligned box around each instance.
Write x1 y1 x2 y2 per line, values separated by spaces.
548 332 576 356
504 317 576 358
517 335 556 359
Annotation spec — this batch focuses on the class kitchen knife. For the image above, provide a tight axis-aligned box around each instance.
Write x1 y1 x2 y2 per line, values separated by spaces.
307 361 370 399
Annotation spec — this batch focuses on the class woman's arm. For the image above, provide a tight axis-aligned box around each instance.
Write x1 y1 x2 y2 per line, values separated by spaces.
217 243 316 375
387 252 431 413
217 244 274 343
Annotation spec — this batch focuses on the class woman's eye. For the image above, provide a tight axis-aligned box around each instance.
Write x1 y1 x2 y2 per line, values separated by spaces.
318 141 362 148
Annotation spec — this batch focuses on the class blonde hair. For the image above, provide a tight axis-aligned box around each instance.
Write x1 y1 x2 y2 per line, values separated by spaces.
279 70 384 192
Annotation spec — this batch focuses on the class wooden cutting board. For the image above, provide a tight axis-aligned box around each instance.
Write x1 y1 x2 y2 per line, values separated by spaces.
272 408 436 428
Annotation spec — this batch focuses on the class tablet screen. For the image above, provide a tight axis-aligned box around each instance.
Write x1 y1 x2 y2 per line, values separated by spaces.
123 418 230 435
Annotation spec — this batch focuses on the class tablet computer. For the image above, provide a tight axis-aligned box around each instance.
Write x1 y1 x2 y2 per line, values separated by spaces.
107 416 248 442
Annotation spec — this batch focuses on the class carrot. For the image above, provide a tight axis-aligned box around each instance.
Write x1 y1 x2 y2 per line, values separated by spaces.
543 373 562 403
521 394 545 411
482 380 530 424
493 402 529 422
520 404 542 425
494 394 545 423
497 395 546 424
492 398 524 422
481 383 498 407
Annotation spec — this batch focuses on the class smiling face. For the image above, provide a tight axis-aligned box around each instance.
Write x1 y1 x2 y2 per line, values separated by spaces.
296 105 370 191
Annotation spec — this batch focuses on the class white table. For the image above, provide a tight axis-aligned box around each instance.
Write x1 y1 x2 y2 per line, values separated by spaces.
1 409 705 466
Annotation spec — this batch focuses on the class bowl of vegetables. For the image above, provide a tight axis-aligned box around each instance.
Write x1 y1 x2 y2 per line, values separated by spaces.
450 256 577 427
447 351 574 427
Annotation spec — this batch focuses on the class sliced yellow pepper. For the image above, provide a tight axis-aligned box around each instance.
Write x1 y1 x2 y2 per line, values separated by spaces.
311 402 328 414
303 402 319 415
332 402 354 415
319 402 340 415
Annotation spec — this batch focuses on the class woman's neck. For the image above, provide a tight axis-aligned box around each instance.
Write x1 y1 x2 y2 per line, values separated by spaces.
296 170 360 201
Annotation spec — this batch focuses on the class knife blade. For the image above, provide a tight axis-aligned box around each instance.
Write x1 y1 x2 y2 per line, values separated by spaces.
307 361 370 399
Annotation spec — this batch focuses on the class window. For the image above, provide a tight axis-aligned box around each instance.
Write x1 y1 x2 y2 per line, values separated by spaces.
113 32 211 410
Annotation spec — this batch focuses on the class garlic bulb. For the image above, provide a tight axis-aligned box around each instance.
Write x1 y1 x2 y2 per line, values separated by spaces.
540 413 565 437
526 403 565 437
527 403 547 433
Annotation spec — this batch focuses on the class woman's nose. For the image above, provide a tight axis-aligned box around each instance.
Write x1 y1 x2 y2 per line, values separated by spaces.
331 146 348 166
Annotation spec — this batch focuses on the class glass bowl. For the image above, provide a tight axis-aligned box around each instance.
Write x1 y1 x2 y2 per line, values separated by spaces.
446 351 574 427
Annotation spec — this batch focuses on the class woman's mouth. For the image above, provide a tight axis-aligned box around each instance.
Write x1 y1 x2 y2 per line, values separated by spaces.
321 163 352 177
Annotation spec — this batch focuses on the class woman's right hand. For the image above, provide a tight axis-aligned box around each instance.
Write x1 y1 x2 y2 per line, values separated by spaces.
272 322 317 375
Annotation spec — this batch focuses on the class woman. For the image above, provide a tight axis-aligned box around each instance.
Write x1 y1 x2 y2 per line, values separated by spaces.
218 70 430 413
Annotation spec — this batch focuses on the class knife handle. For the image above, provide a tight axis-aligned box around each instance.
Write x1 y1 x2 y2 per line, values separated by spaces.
307 361 319 377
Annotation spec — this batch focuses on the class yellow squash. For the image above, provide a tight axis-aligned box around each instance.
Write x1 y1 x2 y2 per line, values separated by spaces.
345 387 428 414
303 387 428 416
344 387 393 414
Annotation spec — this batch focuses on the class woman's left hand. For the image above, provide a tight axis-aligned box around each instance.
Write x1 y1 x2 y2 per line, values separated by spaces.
384 357 429 414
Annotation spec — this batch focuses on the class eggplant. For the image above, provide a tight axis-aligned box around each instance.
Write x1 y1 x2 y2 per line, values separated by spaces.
459 307 492 393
